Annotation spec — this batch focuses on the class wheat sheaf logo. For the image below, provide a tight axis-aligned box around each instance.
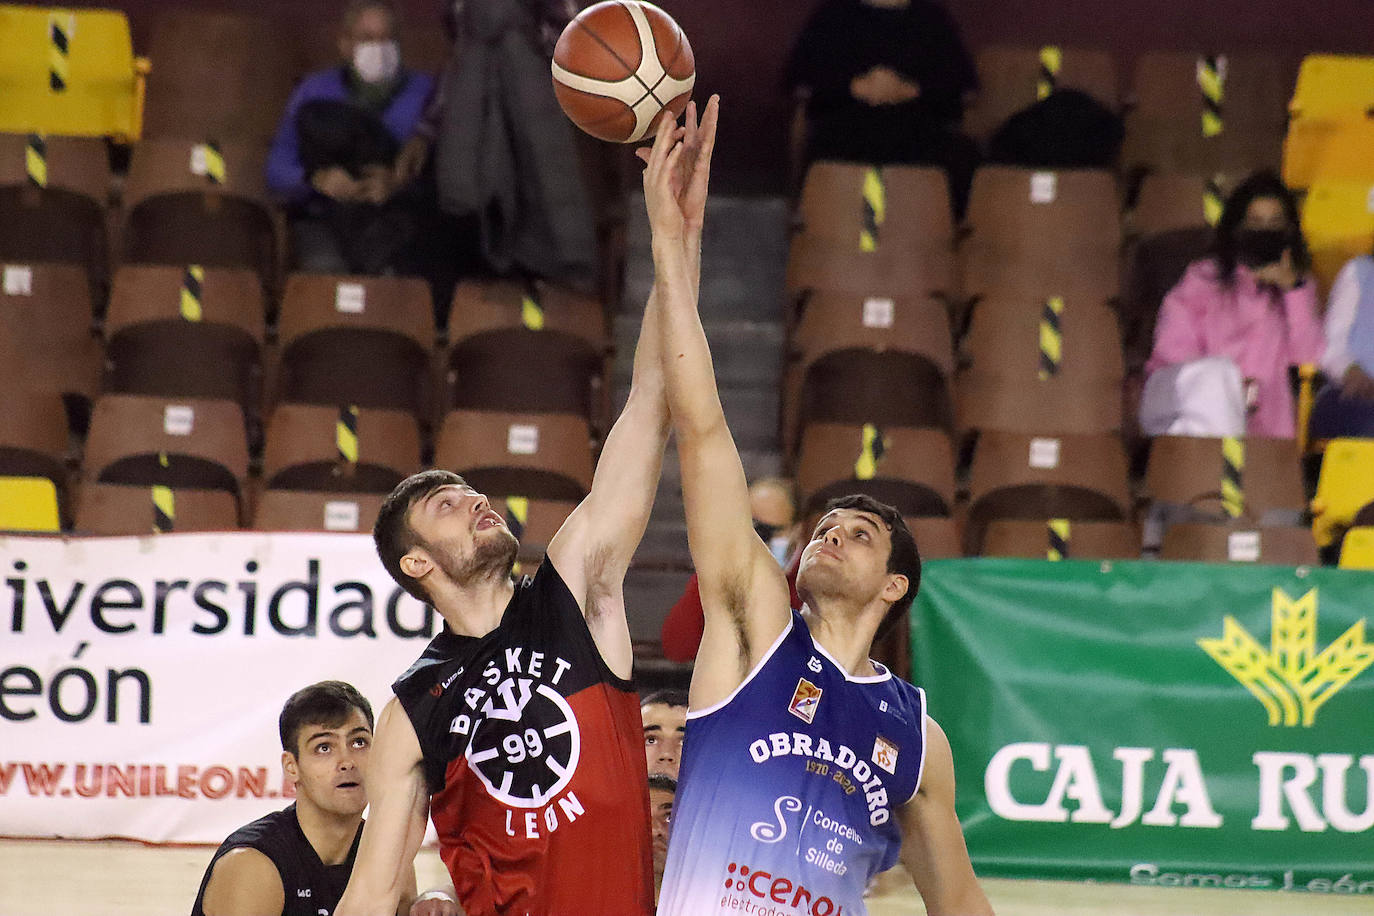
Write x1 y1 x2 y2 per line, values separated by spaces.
1198 588 1374 727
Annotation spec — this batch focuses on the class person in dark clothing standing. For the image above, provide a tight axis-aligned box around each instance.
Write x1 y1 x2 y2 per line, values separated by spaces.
787 0 980 214
190 681 458 916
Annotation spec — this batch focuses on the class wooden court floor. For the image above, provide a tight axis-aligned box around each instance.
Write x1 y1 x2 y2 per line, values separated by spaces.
1 838 1370 915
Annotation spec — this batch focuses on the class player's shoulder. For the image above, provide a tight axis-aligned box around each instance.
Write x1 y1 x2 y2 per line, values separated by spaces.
203 846 285 914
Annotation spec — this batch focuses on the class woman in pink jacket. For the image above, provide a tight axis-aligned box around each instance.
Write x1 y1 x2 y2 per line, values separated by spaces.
1141 171 1325 439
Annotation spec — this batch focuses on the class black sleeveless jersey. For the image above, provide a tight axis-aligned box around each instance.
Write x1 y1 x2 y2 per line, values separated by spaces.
190 804 362 916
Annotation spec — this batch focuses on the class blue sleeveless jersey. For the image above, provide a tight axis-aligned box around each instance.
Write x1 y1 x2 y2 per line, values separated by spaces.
658 610 927 916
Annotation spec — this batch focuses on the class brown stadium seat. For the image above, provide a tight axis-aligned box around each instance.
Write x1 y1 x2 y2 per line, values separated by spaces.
74 482 240 535
446 279 608 420
104 265 264 408
253 490 387 533
786 162 955 302
1159 522 1319 566
262 403 422 493
1123 51 1295 176
141 11 303 147
963 45 1120 143
956 296 1123 436
0 390 71 506
489 496 578 565
0 134 109 287
1144 436 1305 523
0 262 100 420
907 516 962 559
960 166 1121 302
121 138 277 282
435 409 593 502
275 274 435 415
795 423 955 519
783 290 954 458
965 431 1132 554
83 394 248 498
981 518 1141 559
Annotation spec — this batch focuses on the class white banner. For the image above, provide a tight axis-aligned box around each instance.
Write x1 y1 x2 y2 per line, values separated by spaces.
0 532 439 844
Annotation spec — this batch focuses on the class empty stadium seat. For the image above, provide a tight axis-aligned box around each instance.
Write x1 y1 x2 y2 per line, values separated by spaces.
963 45 1119 143
1311 438 1374 547
83 394 248 497
0 6 145 138
262 403 421 492
1124 51 1293 175
960 166 1121 302
0 390 69 499
795 423 955 518
982 518 1141 559
252 490 386 533
104 264 264 407
786 162 955 301
275 274 435 414
966 431 1132 554
1159 522 1319 565
1145 435 1305 523
783 291 954 456
74 482 240 534
141 10 302 147
0 261 100 417
435 409 593 502
446 279 607 419
0 476 61 533
1338 526 1374 569
121 138 276 280
0 133 109 284
1289 54 1374 123
956 296 1123 435
1301 180 1374 296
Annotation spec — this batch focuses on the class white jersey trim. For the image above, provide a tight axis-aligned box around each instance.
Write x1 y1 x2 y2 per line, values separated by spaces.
810 629 893 684
904 687 929 806
686 615 795 721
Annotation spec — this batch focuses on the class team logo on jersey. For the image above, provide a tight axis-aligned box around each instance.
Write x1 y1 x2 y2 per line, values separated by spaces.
466 678 581 808
788 678 822 724
807 656 823 673
872 735 899 774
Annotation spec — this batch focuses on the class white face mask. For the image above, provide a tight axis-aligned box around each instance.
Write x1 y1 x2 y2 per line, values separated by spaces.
353 40 400 84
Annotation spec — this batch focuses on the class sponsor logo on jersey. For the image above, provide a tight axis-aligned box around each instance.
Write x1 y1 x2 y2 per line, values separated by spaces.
872 735 899 774
720 859 848 916
296 887 311 897
789 678 822 724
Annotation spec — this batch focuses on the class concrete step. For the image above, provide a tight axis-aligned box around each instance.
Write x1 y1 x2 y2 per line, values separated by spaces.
610 315 785 388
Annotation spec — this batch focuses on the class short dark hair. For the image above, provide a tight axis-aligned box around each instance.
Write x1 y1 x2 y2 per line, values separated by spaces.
648 773 678 793
820 494 921 638
640 688 688 709
279 681 374 756
374 470 467 602
1210 170 1311 285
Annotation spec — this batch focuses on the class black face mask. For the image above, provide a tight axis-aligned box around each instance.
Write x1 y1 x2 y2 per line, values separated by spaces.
1235 228 1291 268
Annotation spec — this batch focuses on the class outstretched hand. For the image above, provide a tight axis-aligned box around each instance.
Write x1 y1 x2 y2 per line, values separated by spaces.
638 95 720 240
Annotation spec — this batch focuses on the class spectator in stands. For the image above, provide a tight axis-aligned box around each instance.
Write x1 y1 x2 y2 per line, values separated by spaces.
641 688 687 779
1311 251 1374 438
1141 171 1324 439
190 680 459 916
266 0 434 275
785 0 980 214
648 773 676 905
660 478 801 662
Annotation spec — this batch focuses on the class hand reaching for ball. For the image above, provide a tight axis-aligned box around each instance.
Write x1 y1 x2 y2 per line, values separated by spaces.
639 95 720 242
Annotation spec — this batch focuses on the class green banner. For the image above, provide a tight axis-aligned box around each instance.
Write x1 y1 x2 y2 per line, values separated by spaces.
912 559 1374 894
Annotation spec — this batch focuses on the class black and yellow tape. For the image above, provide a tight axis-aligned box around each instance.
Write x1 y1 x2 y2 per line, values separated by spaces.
1221 436 1245 519
48 13 71 93
1203 175 1224 227
25 134 47 188
199 142 226 184
504 496 529 541
337 405 359 465
1037 46 1062 101
151 485 175 534
180 265 204 322
855 423 887 480
1198 55 1224 138
1047 518 1070 561
859 167 885 253
521 293 544 331
1038 296 1064 381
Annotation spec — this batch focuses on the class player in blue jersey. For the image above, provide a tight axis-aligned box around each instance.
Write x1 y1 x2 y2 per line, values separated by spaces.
643 98 994 916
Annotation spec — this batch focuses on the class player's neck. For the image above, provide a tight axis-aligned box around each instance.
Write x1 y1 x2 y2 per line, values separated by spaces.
800 603 880 677
294 798 361 866
431 574 516 637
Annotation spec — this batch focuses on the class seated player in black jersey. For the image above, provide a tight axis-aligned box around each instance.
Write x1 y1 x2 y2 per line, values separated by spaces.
335 104 720 916
640 688 687 779
190 681 460 916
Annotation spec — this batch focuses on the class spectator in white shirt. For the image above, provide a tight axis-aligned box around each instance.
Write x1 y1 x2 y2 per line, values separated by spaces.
1311 253 1374 439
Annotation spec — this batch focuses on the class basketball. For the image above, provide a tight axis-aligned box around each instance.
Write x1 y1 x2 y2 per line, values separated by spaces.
551 1 696 144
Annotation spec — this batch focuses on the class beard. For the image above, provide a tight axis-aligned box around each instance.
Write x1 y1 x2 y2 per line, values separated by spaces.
428 528 519 587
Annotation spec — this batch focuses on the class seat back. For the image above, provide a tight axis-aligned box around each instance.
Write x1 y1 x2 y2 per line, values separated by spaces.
964 45 1119 142
253 490 387 533
1145 435 1305 521
982 518 1140 559
435 410 593 501
262 403 421 492
1311 438 1374 547
74 482 240 534
83 393 248 494
1159 522 1319 566
0 475 61 532
796 423 954 518
1288 55 1374 123
489 496 578 563
1301 180 1374 295
0 389 69 485
0 261 99 404
0 133 109 200
1338 526 1374 569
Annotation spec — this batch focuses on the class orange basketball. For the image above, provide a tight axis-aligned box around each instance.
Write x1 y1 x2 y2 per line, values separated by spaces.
551 1 695 144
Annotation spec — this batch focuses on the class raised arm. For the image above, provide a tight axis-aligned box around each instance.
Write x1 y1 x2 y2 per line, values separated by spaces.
898 717 995 916
336 699 431 916
646 99 792 711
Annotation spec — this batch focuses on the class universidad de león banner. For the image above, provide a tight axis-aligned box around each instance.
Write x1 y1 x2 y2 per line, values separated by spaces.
912 558 1374 894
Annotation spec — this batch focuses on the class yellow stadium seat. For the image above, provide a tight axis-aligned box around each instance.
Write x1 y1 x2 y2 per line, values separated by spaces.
0 5 147 139
1338 526 1374 570
1289 55 1374 123
1301 180 1374 295
0 475 60 532
1311 438 1374 547
1285 56 1374 188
